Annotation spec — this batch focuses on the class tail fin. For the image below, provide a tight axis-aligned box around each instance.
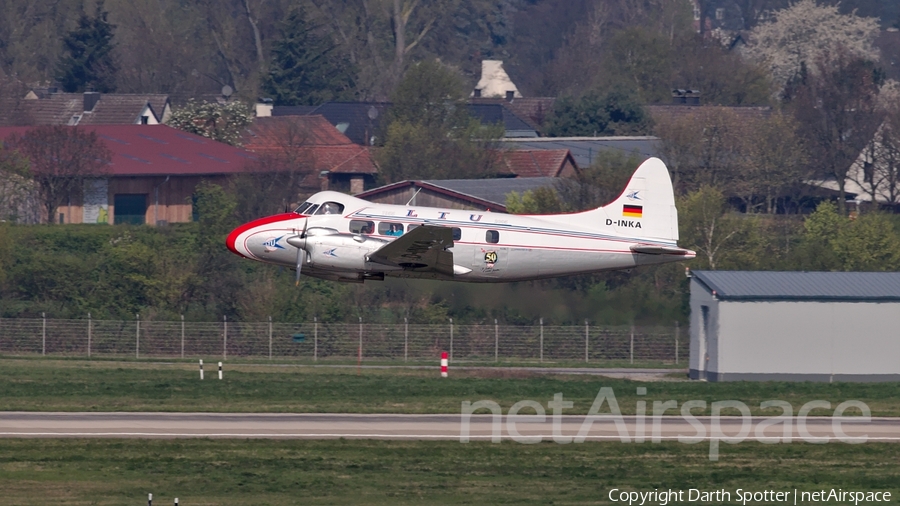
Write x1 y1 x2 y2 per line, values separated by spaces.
566 157 679 243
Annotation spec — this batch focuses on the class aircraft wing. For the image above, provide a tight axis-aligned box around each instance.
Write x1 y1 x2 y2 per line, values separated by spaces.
630 244 694 255
367 225 455 276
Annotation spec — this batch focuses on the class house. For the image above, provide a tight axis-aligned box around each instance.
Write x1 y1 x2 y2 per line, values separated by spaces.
0 124 255 224
258 99 538 143
256 101 389 146
689 270 900 382
467 103 538 138
5 89 171 126
497 149 578 177
471 60 522 100
240 115 379 194
355 177 559 212
503 137 660 168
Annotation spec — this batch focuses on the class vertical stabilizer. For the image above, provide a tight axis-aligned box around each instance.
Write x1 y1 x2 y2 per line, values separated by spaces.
562 157 679 243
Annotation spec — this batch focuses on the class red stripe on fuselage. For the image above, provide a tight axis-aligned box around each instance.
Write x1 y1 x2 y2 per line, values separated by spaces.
226 213 303 258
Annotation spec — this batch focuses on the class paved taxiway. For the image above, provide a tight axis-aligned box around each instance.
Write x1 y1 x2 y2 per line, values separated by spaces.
1 412 898 441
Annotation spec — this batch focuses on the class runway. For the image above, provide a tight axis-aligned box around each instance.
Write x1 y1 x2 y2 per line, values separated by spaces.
1 412 898 442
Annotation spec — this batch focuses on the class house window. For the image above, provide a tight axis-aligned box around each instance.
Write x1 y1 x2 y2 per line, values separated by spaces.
350 220 374 234
378 222 404 236
114 194 148 225
486 230 499 244
141 115 149 125
715 7 724 20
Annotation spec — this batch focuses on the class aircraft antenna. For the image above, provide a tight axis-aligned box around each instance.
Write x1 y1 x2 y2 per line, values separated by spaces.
406 187 422 206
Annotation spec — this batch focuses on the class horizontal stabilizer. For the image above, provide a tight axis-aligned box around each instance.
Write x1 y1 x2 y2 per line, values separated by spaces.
630 244 694 256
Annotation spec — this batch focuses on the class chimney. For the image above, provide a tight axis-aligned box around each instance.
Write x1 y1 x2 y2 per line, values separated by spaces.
506 90 515 101
255 98 273 117
83 91 101 112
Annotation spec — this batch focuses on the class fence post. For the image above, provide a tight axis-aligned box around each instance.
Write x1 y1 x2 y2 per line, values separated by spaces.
87 313 92 359
135 313 140 359
403 317 408 363
268 316 272 361
358 316 363 368
42 312 46 356
539 318 543 363
222 315 227 361
494 319 498 362
449 318 453 363
675 321 680 365
180 315 185 359
314 316 318 362
584 319 589 363
630 324 634 365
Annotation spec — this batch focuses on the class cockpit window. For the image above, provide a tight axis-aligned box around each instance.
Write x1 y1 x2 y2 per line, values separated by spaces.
305 204 319 215
315 202 345 215
294 202 313 214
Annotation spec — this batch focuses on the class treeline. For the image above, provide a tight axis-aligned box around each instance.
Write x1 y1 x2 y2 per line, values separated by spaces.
1 0 897 104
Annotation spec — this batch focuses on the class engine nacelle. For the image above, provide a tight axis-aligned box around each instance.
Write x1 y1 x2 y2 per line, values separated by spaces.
304 234 386 272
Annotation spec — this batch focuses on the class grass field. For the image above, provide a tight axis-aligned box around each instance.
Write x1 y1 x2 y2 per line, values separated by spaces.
0 439 897 505
1 358 898 416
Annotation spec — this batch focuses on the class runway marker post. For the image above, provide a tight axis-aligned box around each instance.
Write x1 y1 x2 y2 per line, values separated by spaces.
441 351 448 378
199 359 204 380
148 493 152 506
174 499 178 506
218 361 223 380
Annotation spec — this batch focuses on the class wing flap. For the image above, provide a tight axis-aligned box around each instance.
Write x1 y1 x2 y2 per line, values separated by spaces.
368 226 455 276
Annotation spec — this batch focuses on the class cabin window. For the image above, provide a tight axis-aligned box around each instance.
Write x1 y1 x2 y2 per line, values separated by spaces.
350 220 375 234
316 202 344 215
294 202 313 214
486 230 499 244
407 224 420 231
452 228 462 241
378 222 404 236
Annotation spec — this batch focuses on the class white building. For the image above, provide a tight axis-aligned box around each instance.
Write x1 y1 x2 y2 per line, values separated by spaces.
689 270 900 382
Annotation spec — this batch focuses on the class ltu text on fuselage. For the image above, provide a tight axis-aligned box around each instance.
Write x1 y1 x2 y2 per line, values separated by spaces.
225 157 696 283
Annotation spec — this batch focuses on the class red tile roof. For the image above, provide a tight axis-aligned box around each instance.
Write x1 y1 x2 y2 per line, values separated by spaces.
498 149 576 177
242 116 377 175
6 93 169 125
242 115 354 147
0 124 256 176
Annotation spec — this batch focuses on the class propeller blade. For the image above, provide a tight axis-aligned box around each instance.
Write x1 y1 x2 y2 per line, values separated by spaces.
294 218 308 286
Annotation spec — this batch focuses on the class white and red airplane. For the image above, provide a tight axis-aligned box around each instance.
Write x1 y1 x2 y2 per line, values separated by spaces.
226 157 695 283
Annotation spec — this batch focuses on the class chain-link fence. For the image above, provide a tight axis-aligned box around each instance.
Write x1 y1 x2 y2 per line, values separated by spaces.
0 315 687 365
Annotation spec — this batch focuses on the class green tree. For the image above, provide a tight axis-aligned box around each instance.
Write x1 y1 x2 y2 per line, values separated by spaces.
167 99 253 147
261 8 356 106
800 201 900 271
376 60 503 182
544 88 652 137
678 186 761 270
505 186 564 214
56 0 118 93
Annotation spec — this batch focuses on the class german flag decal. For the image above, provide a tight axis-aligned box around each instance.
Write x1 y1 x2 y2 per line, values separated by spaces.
622 205 643 218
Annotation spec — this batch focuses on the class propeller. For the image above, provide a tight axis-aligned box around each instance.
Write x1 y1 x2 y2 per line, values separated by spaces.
290 218 308 286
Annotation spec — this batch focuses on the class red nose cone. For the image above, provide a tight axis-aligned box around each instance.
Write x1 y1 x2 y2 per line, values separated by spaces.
226 213 303 258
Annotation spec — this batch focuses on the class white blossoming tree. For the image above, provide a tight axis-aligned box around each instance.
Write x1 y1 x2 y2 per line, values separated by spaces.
745 0 880 97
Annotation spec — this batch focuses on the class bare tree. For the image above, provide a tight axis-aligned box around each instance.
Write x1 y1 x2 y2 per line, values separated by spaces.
791 50 883 214
3 126 112 223
737 111 808 213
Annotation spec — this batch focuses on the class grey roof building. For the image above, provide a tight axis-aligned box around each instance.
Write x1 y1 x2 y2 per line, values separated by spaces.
690 270 900 382
503 136 661 168
355 177 558 212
